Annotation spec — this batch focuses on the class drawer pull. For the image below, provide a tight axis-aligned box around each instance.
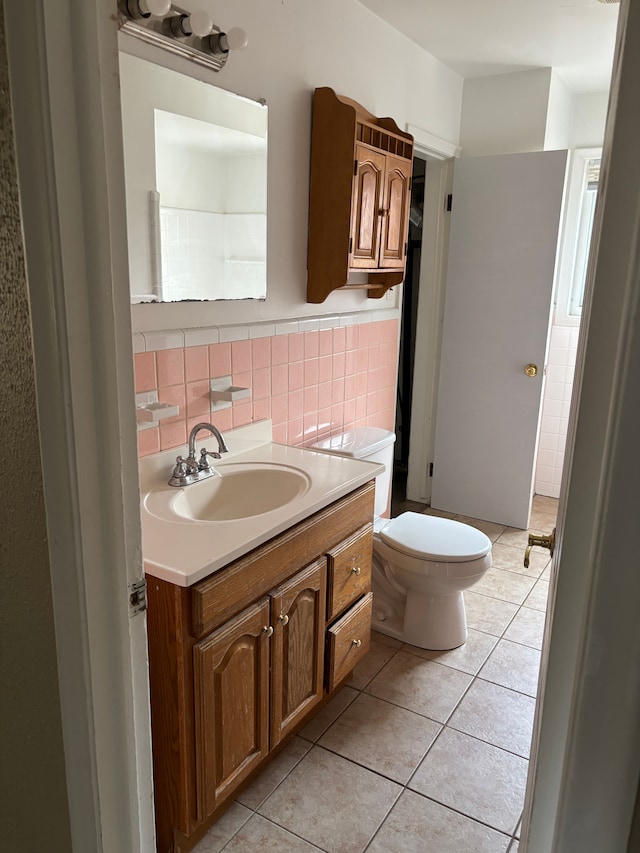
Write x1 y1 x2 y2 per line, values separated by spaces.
351 566 362 576
352 638 362 648
262 625 274 637
277 614 289 626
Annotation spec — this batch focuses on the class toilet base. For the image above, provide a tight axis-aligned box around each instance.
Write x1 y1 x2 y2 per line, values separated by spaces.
404 588 468 650
372 586 468 651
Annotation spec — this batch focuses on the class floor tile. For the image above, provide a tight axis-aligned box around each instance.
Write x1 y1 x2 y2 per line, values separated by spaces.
508 842 520 852
532 495 558 514
409 728 528 835
298 686 358 742
365 650 473 723
448 679 536 758
192 802 252 853
236 736 311 810
367 790 510 853
318 692 441 784
349 639 399 690
479 639 541 697
504 606 546 650
464 591 519 636
258 746 401 853
473 567 537 605
371 629 403 649
222 814 324 852
496 526 544 550
491 542 549 578
422 506 457 519
528 508 558 532
524 578 550 612
402 628 498 675
453 515 508 542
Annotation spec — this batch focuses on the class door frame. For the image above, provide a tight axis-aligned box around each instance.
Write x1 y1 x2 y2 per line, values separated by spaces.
4 2 154 850
523 0 640 848
405 130 456 504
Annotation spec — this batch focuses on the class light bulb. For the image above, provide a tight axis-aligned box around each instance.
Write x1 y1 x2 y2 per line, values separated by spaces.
188 10 213 37
142 0 171 16
219 27 248 52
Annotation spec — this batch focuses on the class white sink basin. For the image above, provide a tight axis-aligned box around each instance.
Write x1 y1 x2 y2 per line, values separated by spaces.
139 423 385 586
145 462 312 523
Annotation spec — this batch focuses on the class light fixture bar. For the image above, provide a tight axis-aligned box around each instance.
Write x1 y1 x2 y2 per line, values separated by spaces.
117 2 247 72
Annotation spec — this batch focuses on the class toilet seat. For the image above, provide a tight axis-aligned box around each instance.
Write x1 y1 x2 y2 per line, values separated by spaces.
378 512 491 563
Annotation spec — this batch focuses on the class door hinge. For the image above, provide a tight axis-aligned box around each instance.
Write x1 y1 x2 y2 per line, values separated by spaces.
446 194 453 212
129 578 147 616
404 241 408 257
354 159 358 176
349 236 353 254
429 462 434 477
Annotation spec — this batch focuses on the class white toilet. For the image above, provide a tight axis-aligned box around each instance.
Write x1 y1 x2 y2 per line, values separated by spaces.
312 428 492 650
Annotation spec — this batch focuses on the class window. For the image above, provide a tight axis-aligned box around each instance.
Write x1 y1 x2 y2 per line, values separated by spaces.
568 157 600 316
554 148 602 325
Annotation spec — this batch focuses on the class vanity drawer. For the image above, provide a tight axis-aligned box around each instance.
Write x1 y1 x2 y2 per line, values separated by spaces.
326 523 373 622
191 481 375 637
326 592 372 691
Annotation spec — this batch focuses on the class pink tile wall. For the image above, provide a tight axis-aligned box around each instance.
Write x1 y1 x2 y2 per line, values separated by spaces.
135 319 399 457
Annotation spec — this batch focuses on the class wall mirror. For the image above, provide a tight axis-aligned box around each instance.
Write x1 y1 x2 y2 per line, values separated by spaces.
119 51 267 303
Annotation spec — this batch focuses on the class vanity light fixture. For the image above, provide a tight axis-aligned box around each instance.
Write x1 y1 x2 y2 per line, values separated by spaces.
117 1 248 72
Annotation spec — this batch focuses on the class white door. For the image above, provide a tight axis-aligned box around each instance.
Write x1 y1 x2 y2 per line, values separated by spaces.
431 150 568 528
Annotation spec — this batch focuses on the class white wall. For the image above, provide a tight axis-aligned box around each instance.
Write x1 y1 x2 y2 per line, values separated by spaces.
459 68 552 156
122 0 463 332
544 70 574 151
570 91 609 148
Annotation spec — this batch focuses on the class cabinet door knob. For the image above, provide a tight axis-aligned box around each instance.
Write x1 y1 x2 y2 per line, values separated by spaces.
262 625 274 637
351 638 362 648
351 566 362 576
277 614 289 626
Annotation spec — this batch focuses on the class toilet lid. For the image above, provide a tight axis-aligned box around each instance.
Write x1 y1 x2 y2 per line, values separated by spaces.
379 512 491 562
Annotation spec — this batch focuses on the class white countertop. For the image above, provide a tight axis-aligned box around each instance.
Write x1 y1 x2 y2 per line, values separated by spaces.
139 421 383 587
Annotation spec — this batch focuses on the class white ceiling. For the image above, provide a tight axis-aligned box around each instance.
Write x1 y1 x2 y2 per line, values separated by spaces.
358 0 619 93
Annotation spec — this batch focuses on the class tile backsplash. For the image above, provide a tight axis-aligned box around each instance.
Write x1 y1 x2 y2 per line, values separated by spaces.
134 314 399 458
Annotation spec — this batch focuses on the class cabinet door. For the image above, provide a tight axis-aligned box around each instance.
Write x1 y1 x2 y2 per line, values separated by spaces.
193 598 271 820
379 154 411 269
270 559 326 747
350 145 385 269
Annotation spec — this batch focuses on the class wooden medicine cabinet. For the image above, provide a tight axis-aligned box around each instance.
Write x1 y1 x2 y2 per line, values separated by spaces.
307 87 414 303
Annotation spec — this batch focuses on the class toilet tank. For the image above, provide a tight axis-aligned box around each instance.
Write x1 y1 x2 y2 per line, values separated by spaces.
311 428 396 517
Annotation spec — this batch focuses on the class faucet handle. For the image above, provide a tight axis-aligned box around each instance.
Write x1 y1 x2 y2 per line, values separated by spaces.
168 455 189 486
199 447 221 471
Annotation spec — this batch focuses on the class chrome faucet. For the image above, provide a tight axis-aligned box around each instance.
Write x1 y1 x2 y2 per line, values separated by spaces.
168 422 229 487
188 421 229 460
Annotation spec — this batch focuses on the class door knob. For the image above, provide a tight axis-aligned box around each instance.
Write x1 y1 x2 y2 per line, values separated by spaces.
524 364 539 378
524 528 556 568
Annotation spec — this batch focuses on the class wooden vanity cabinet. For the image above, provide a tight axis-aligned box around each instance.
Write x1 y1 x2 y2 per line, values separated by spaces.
146 481 375 853
307 87 414 303
192 558 326 822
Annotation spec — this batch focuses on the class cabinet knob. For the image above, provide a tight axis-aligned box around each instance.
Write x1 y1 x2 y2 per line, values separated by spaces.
262 625 274 637
277 614 289 626
351 638 362 648
351 566 362 576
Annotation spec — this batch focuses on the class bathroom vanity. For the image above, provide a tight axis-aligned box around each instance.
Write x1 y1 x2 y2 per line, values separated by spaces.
140 423 382 852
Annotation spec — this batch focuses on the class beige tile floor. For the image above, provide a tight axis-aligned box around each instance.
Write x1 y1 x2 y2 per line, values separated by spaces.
193 495 557 853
